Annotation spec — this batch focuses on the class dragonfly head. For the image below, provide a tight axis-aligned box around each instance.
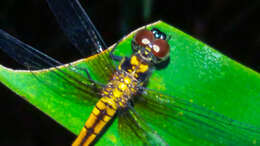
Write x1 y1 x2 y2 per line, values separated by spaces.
132 28 170 65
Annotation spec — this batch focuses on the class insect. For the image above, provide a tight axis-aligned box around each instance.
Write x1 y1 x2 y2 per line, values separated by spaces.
72 27 170 145
0 0 260 145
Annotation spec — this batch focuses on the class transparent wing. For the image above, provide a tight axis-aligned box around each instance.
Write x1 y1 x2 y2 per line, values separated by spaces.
0 29 61 69
45 0 115 81
0 29 108 104
118 108 167 146
46 0 107 56
131 88 260 145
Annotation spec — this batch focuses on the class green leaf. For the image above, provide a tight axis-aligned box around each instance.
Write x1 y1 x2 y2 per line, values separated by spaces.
1 21 260 145
114 21 260 125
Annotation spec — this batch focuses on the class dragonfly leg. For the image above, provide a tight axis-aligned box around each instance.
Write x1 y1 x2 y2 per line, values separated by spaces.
73 66 106 88
74 67 93 80
136 86 145 94
109 38 124 61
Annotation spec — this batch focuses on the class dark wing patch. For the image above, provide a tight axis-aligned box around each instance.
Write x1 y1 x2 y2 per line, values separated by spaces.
46 0 115 82
0 29 105 104
133 88 260 145
118 107 167 146
0 29 61 69
46 0 107 56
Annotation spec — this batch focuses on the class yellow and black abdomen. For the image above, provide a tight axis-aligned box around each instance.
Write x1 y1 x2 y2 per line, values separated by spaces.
72 97 117 146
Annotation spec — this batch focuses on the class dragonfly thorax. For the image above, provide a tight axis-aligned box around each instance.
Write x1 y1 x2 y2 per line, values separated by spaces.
101 70 139 108
119 55 150 83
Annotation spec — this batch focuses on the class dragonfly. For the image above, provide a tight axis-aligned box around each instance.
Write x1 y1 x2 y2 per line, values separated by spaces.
0 0 260 145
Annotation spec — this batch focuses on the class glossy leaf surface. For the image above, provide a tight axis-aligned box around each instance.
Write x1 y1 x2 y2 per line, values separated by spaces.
1 21 260 145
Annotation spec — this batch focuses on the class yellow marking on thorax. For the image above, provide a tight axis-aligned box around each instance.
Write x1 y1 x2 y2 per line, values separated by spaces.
112 88 122 98
130 55 149 73
130 55 139 66
119 82 127 91
124 76 131 84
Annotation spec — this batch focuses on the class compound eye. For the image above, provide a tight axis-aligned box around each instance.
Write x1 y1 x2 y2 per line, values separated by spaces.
134 29 154 46
152 39 170 58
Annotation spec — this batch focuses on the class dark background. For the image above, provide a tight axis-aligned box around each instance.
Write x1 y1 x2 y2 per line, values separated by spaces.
0 0 259 145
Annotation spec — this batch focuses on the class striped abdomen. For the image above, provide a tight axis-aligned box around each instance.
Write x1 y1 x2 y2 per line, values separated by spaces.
72 97 117 146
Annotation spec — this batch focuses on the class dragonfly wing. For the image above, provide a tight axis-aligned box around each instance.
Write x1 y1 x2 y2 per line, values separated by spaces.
0 29 103 104
0 29 61 69
45 0 115 82
118 108 167 146
46 0 107 56
132 88 260 145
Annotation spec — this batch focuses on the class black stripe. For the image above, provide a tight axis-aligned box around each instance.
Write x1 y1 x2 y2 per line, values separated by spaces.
95 105 102 111
84 126 97 135
80 107 109 145
100 99 117 111
92 110 107 122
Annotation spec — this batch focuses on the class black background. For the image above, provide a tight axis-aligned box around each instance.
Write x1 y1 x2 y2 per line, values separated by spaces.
0 0 259 145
